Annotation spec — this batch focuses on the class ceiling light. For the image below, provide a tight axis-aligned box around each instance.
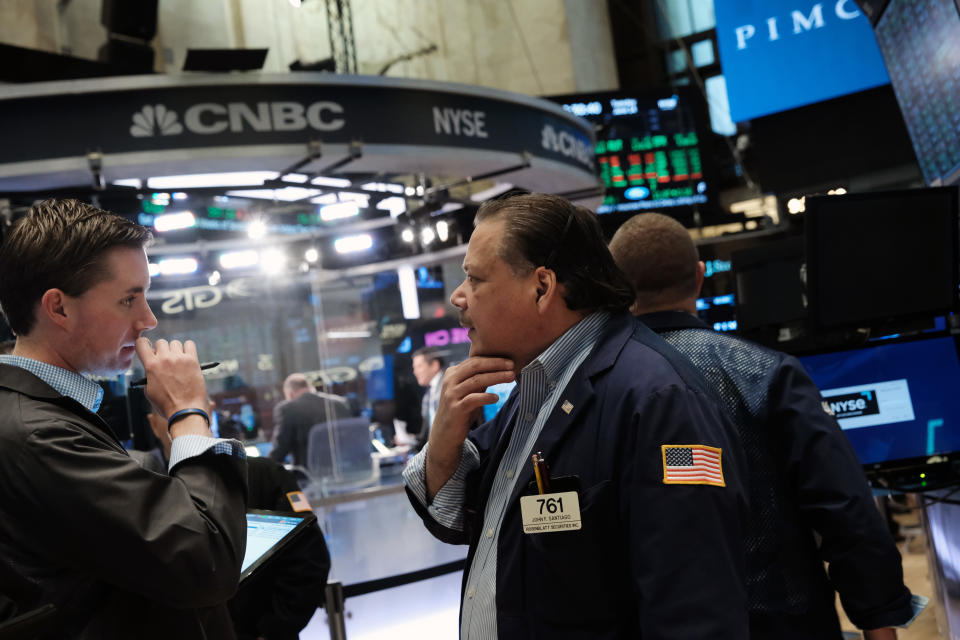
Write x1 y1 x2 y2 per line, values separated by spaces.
420 226 436 246
304 247 320 263
377 196 407 217
112 178 142 189
311 176 352 188
153 211 196 232
227 187 321 201
319 201 360 222
248 219 268 239
398 265 420 320
208 270 221 286
325 330 373 339
404 186 416 197
436 220 449 242
158 257 198 275
172 192 188 200
220 250 260 269
148 171 279 189
401 227 415 243
260 248 288 275
361 182 405 194
334 234 373 254
787 197 806 214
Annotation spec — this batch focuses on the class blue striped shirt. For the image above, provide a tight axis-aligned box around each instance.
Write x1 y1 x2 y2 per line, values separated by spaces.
0 355 243 470
403 312 609 639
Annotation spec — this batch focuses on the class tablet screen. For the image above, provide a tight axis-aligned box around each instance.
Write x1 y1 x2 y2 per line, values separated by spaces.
241 511 314 580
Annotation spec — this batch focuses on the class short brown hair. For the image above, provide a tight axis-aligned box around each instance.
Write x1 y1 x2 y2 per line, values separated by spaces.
0 198 152 336
475 193 634 313
608 213 700 309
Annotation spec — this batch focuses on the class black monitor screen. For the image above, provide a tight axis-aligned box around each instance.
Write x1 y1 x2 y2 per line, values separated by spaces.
874 0 960 185
548 88 714 225
799 335 960 470
805 187 958 329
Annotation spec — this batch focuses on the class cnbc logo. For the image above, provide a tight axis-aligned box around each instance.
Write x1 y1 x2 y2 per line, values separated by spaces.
130 104 183 137
129 100 346 138
828 390 880 419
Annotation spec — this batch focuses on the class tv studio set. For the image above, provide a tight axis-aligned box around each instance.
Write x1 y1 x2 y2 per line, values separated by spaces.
0 0 959 638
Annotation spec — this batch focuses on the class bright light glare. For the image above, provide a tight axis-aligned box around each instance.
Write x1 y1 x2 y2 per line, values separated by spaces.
377 196 407 217
311 176 352 188
148 263 161 277
398 265 421 320
401 227 415 243
148 171 279 189
436 220 449 242
208 270 221 286
319 201 360 222
153 211 196 232
112 178 142 189
220 250 260 269
334 234 373 254
787 197 806 214
260 248 288 275
227 187 320 201
304 247 320 263
158 257 198 275
361 182 405 194
421 226 436 245
248 219 268 239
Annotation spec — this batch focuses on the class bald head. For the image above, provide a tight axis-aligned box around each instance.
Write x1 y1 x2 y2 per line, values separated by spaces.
282 373 311 401
608 213 703 315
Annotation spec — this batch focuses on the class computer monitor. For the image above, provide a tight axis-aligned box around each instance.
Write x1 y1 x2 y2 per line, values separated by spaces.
799 334 960 479
873 0 960 185
547 87 718 226
732 236 806 333
805 187 959 330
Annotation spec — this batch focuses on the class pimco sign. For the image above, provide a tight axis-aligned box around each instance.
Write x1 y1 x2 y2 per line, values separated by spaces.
129 101 346 137
714 0 889 122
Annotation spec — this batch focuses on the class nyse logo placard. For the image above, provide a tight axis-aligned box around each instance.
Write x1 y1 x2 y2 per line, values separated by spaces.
828 391 880 419
130 101 345 138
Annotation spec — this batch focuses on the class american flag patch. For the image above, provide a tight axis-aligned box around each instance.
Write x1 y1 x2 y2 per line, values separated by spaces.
286 490 312 512
661 445 725 487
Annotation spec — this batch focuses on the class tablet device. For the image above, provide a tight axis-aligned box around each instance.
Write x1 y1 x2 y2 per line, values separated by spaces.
240 509 317 582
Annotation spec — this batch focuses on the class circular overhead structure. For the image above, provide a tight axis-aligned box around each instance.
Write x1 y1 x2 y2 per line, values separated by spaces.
0 73 597 195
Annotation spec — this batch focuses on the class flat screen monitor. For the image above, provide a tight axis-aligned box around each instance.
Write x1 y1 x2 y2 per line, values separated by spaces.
805 187 958 329
799 335 960 474
874 0 960 185
732 236 806 332
547 88 716 226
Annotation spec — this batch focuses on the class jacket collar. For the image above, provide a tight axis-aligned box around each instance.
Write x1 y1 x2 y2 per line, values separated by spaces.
638 310 709 332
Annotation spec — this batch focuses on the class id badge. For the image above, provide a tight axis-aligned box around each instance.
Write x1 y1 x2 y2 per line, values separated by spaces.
520 491 582 534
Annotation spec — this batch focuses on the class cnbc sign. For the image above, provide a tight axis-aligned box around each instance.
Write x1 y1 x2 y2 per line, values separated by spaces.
714 0 890 122
129 101 346 137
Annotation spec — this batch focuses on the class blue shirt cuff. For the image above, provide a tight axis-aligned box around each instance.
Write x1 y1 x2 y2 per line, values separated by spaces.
402 440 480 532
168 435 246 472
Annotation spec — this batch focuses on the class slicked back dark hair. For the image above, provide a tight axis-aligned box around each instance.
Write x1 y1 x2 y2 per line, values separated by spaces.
0 198 152 336
475 193 635 313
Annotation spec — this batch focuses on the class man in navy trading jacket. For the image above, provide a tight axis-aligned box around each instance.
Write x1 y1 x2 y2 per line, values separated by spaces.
609 212 916 640
0 199 248 638
403 193 749 638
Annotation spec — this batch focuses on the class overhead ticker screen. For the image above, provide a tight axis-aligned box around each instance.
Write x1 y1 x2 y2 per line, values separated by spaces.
551 90 711 217
875 0 960 185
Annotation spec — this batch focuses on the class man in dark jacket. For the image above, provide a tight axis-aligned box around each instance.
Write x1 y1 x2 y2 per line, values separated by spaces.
0 199 248 638
609 212 915 640
270 373 352 467
403 194 749 639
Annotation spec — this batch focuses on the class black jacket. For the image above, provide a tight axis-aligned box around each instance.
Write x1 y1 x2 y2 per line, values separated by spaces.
408 313 749 638
270 392 351 467
641 311 914 638
0 364 249 639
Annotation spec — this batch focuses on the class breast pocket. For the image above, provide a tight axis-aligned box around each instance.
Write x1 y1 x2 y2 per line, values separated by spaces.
522 480 628 626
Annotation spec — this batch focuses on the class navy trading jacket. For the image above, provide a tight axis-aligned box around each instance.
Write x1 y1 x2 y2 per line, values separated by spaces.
407 312 749 639
641 311 914 638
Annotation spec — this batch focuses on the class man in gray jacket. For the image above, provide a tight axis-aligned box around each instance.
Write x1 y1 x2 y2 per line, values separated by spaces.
0 199 248 638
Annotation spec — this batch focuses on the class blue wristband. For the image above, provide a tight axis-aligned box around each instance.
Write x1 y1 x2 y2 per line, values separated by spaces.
167 408 211 433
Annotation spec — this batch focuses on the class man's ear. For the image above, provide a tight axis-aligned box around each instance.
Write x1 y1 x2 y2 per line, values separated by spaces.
695 261 706 297
38 289 71 330
533 267 558 311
